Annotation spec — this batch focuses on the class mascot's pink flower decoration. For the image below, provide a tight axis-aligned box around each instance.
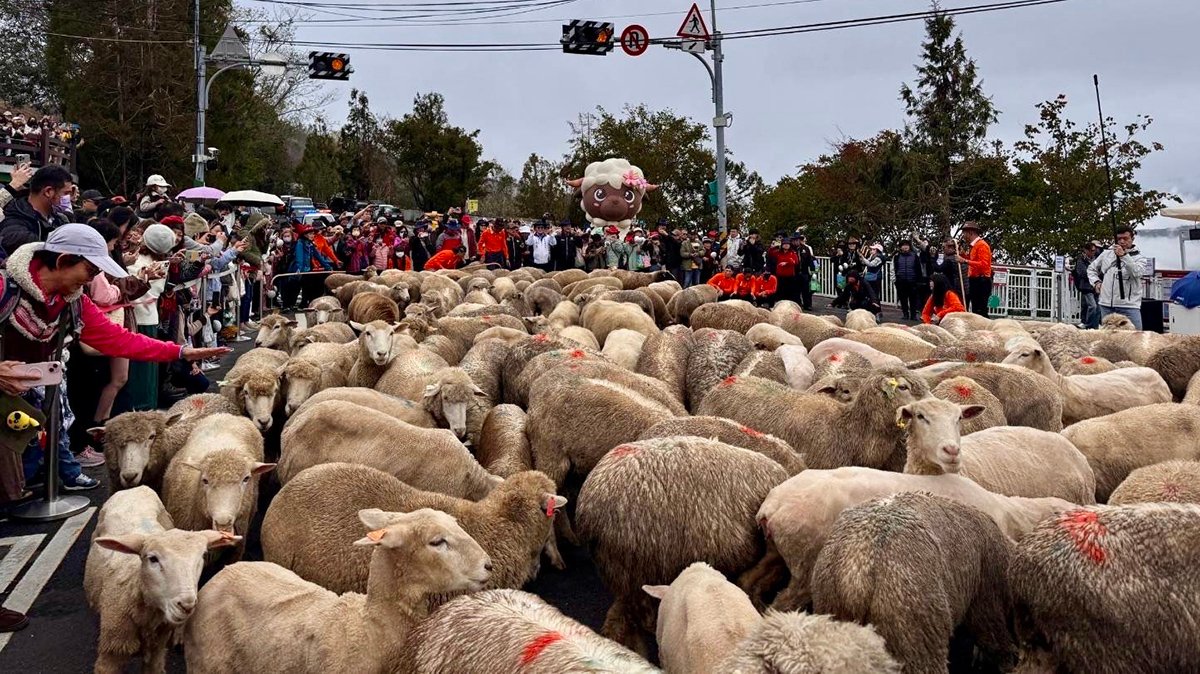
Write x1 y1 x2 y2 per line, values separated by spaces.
622 170 649 191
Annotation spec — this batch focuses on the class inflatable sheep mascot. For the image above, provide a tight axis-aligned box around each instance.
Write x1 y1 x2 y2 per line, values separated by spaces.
565 158 658 231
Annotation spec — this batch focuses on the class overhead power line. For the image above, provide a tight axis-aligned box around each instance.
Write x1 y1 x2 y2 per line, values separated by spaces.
46 0 1069 52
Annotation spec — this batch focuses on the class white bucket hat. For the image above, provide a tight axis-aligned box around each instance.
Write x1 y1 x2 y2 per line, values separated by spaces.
43 224 128 278
145 174 171 188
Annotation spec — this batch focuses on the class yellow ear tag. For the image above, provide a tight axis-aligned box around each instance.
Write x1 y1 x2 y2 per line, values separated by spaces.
897 418 909 430
366 529 385 542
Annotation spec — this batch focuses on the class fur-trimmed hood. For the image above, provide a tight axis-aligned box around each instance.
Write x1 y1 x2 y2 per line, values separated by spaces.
6 242 86 304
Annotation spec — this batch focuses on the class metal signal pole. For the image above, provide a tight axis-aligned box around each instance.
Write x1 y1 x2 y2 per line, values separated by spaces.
194 0 206 186
711 0 729 234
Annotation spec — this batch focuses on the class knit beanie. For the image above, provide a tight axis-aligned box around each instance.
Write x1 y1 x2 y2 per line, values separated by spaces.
184 212 209 237
143 223 176 255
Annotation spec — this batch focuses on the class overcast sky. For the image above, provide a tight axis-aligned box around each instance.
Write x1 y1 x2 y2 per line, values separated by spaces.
251 0 1196 234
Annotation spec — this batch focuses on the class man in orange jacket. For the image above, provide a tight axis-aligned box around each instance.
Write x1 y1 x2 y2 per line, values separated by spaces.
960 221 993 317
477 219 508 267
424 245 466 271
311 221 342 270
751 270 778 307
707 264 740 297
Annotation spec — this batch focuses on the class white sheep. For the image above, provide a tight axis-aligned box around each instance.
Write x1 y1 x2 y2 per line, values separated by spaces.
898 397 1097 504
843 308 878 331
278 400 501 499
746 322 805 351
346 320 418 388
758 439 1072 610
183 509 492 674
161 414 273 555
642 562 761 674
601 328 648 371
776 344 815 390
1003 342 1171 425
85 487 240 674
715 610 900 674
280 340 357 415
807 337 904 370
218 347 289 432
302 296 344 324
581 299 658 347
410 589 657 673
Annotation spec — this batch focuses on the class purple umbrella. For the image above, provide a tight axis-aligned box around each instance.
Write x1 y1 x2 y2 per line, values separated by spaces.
176 186 226 202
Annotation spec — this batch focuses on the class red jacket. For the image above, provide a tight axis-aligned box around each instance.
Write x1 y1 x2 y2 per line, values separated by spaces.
707 273 739 296
478 229 508 260
424 249 461 271
735 273 754 296
922 290 966 324
772 250 799 278
751 275 778 297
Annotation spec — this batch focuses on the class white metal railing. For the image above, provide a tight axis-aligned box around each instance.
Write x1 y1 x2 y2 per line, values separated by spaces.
811 256 1170 324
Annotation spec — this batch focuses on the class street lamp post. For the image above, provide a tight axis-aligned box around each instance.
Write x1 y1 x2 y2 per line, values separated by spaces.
193 52 289 186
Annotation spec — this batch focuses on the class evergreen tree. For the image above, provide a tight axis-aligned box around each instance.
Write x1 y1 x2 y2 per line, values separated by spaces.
900 5 998 237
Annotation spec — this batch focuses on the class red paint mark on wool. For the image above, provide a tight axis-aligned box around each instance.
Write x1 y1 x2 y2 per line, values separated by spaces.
1161 483 1181 499
739 425 764 439
570 349 586 359
721 375 739 387
520 632 564 666
965 352 978 362
533 333 549 343
1059 510 1107 564
954 384 972 398
191 397 205 409
609 444 640 459
829 354 840 362
1081 356 1097 364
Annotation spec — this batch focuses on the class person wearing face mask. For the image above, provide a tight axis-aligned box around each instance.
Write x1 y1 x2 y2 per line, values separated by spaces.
0 165 74 256
720 227 744 269
136 175 172 218
409 222 435 271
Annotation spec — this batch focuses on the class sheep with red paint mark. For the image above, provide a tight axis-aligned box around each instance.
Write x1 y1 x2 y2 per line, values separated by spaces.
686 327 753 410
635 325 693 406
408 589 657 673
575 436 790 655
929 363 1064 432
1010 503 1200 674
1109 460 1200 505
931 376 1006 434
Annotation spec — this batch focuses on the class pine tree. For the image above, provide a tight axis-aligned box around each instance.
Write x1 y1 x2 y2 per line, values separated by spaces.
900 4 998 237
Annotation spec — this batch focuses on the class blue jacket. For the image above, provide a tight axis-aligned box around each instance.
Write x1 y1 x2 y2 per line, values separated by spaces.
290 238 332 273
893 251 923 283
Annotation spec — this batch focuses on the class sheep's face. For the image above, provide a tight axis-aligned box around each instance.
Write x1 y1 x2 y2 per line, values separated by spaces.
254 317 295 350
91 412 180 488
424 377 485 439
898 399 984 471
390 285 411 306
94 529 239 626
359 321 400 366
239 380 279 432
193 452 275 534
1002 346 1050 375
282 362 321 416
356 508 492 592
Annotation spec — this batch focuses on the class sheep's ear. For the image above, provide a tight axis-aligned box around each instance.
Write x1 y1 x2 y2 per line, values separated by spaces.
960 405 986 420
350 321 365 331
87 426 106 441
275 364 288 378
472 384 487 397
178 461 202 473
423 383 441 400
202 530 243 550
540 494 567 517
251 462 276 476
814 382 839 395
164 412 184 427
95 534 146 555
285 319 299 327
896 406 915 423
388 321 403 332
358 508 407 531
642 584 669 600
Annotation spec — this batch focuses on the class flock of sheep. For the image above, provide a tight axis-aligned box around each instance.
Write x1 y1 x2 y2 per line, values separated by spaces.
83 262 1200 673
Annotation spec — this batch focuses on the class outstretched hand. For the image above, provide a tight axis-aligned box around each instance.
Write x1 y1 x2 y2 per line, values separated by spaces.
181 346 231 362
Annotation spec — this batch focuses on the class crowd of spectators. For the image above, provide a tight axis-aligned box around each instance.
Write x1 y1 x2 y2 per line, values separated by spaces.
1 109 82 157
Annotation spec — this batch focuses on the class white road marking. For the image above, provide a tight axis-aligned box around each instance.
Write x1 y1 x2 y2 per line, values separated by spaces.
0 535 45 594
0 507 96 653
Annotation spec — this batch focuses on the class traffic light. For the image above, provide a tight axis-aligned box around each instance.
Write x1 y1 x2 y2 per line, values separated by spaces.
561 20 616 55
707 180 719 207
308 52 351 80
